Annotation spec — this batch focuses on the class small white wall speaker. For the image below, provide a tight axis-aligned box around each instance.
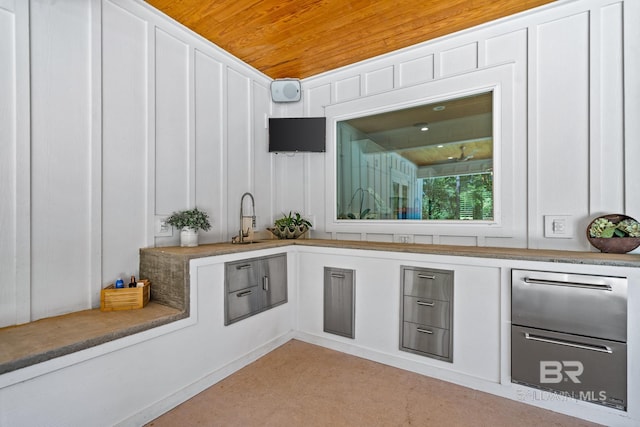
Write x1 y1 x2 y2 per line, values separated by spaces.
271 79 301 102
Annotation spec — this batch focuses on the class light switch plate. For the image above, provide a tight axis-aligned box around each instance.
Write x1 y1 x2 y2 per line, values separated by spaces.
544 215 573 238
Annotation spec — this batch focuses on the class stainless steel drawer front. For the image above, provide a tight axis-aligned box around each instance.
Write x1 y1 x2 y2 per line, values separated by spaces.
225 260 257 293
512 325 627 410
400 266 453 362
403 268 452 301
512 270 627 341
402 322 450 359
403 296 450 329
226 286 259 323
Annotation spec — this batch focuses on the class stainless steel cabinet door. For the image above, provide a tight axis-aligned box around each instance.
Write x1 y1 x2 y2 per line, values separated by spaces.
324 267 355 339
261 253 287 309
225 253 288 325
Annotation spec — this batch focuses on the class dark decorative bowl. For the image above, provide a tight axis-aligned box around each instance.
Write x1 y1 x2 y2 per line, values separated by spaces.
586 214 640 253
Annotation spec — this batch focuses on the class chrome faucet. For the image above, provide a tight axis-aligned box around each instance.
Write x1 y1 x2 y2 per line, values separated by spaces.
238 192 256 243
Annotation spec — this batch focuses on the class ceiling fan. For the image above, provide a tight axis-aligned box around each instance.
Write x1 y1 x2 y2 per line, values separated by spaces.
449 145 476 162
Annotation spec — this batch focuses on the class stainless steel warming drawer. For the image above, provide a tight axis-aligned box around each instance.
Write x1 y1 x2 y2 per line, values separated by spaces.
511 269 628 411
512 270 627 342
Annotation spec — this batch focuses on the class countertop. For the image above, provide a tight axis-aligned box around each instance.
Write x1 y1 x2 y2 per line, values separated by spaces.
140 238 640 268
0 302 184 375
4 238 637 376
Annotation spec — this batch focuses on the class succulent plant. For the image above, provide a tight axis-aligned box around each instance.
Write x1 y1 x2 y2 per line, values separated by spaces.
589 217 640 238
589 218 616 238
617 218 640 237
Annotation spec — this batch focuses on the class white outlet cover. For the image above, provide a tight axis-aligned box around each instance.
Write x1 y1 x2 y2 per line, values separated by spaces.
544 215 573 239
394 234 414 243
155 216 173 237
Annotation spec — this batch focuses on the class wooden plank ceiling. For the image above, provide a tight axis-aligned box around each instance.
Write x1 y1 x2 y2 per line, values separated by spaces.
146 0 555 79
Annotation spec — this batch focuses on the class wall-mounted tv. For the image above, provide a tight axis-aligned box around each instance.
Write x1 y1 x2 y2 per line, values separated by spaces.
268 117 326 153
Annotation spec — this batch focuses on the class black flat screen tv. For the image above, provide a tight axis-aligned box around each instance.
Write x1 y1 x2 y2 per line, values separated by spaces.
268 117 326 153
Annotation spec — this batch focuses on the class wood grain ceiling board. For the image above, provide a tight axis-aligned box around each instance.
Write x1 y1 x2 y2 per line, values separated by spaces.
146 0 555 79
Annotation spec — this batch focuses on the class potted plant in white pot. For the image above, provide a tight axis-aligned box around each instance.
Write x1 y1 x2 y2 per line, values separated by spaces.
166 207 212 247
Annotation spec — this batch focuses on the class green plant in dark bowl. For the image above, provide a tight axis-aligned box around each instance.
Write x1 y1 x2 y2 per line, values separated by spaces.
587 214 640 253
269 211 312 239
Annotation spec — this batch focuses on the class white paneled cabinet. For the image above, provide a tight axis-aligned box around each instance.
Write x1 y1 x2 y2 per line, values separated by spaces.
296 248 500 382
1 244 638 426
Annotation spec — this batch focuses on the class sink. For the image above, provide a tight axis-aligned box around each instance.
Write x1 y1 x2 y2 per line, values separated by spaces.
231 238 270 245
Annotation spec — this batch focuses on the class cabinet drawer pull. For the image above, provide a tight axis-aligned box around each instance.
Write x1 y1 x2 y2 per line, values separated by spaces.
416 327 433 334
236 290 253 297
417 274 436 280
524 333 613 353
236 264 252 270
416 300 435 307
523 277 612 291
263 276 269 291
330 273 345 279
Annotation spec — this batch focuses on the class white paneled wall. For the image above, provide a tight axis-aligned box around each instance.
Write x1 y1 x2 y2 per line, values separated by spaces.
294 0 638 251
531 11 590 250
194 50 225 242
30 0 94 320
0 0 30 326
1 0 638 327
0 0 273 327
102 0 274 312
102 0 148 307
592 2 624 214
0 2 17 325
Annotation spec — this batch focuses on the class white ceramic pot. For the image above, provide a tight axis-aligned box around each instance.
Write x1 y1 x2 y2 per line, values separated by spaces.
180 227 198 247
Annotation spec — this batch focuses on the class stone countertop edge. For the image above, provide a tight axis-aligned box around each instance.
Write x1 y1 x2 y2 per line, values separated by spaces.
139 239 640 268
0 309 187 376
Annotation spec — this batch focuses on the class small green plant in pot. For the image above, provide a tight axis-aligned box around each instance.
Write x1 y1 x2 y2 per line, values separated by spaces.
166 208 212 247
268 211 312 239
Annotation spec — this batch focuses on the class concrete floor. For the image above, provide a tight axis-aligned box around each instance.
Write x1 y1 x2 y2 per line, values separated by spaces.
147 339 598 427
